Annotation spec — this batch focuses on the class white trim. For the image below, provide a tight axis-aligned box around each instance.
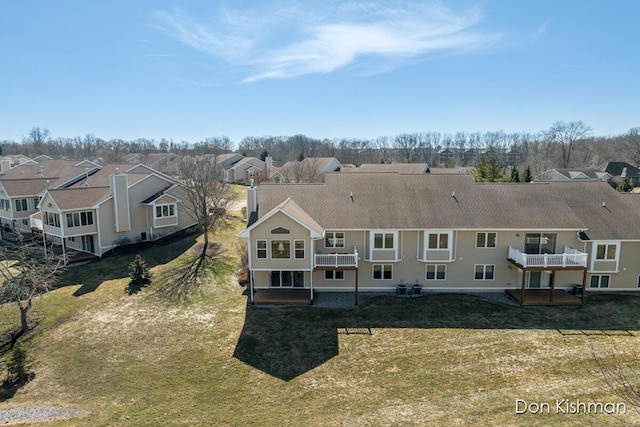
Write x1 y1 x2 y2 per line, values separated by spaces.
256 239 268 259
238 205 322 238
475 231 497 249
324 231 346 249
423 230 454 262
369 230 399 260
590 241 621 272
425 264 447 281
473 264 495 281
294 239 305 259
372 263 393 280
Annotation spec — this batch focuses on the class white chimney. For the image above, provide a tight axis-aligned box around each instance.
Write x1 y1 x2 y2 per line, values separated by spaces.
265 156 273 178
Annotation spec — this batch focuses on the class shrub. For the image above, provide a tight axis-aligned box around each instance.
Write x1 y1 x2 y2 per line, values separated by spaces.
128 254 151 285
6 344 27 382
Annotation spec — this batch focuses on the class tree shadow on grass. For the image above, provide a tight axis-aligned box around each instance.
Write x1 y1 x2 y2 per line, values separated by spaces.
233 293 640 381
152 243 236 303
57 230 198 297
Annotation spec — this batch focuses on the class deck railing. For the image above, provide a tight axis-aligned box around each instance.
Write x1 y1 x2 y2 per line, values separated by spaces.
315 246 358 268
508 246 587 268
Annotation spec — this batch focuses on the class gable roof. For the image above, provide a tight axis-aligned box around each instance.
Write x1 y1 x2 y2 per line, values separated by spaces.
44 187 112 210
605 162 640 178
0 159 101 189
0 179 51 197
239 198 323 238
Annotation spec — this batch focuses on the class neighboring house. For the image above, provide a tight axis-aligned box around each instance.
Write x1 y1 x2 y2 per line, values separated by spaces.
341 163 429 174
224 157 266 184
34 163 196 262
239 173 640 306
605 162 640 187
274 157 342 183
540 169 612 182
0 159 102 233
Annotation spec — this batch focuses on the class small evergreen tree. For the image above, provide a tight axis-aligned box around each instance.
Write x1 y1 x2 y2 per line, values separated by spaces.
259 150 269 161
6 344 27 382
297 152 305 162
510 167 520 182
524 165 533 182
617 177 633 192
128 254 151 285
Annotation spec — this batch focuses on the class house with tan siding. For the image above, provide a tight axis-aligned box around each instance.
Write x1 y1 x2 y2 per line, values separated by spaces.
239 172 640 306
0 159 102 234
32 163 196 263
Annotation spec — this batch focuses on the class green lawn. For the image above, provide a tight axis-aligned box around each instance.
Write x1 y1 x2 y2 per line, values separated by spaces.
1 217 640 426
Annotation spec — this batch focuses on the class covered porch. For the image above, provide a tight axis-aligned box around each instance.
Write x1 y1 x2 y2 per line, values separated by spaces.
507 246 588 306
251 288 313 305
506 289 583 306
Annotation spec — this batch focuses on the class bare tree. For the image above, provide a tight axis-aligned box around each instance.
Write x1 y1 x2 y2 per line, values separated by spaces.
23 127 50 156
395 134 419 163
622 128 640 166
0 244 62 344
159 155 238 298
545 120 593 168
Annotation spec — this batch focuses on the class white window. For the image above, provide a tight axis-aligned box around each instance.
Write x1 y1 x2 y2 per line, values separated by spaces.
373 264 393 280
44 212 60 227
474 264 495 281
66 211 94 228
256 240 267 259
476 232 497 248
15 199 28 212
0 199 9 210
373 232 395 249
428 233 449 249
596 244 617 260
294 240 305 259
325 270 344 280
271 227 290 235
426 264 446 281
590 275 610 288
325 232 345 248
155 204 176 218
271 240 290 259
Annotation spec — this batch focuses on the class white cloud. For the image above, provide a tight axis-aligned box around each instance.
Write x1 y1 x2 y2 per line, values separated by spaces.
151 1 504 82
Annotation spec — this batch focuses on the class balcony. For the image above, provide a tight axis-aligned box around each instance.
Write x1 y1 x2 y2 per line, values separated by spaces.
508 246 587 269
314 247 359 269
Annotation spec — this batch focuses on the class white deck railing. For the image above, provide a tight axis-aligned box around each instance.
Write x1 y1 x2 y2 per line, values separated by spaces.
315 246 358 268
508 246 587 268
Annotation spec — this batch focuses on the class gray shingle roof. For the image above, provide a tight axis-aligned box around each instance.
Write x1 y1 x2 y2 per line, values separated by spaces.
256 174 640 239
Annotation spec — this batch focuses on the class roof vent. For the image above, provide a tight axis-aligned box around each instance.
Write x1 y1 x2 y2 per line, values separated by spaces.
602 201 606 207
115 168 120 174
350 191 354 203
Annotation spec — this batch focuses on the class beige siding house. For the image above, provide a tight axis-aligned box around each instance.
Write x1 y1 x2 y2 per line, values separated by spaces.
239 173 640 306
34 164 196 262
0 159 102 234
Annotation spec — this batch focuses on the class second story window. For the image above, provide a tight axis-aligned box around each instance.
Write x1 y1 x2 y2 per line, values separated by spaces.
66 211 94 227
271 240 290 259
325 232 345 248
44 212 60 228
428 233 449 249
15 199 28 212
0 199 10 210
155 204 176 218
373 232 395 249
476 232 497 248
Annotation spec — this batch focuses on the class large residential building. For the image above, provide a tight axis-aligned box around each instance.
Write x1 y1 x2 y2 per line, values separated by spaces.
239 172 640 306
0 159 196 263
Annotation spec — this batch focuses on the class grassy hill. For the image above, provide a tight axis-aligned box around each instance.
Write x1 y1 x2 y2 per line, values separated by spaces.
0 216 639 426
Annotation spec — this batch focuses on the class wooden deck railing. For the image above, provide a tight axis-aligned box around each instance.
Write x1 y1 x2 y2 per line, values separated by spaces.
508 246 587 268
315 247 358 268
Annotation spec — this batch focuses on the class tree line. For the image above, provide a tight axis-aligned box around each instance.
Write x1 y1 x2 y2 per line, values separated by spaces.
3 123 640 177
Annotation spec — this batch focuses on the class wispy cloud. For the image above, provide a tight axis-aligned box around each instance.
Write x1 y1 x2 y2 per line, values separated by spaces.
151 1 505 82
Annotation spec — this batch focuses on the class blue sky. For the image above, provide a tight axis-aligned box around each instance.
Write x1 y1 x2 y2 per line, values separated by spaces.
1 0 638 145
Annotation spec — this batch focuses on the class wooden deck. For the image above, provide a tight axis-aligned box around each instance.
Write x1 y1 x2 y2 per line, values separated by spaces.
506 289 584 306
252 289 313 305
